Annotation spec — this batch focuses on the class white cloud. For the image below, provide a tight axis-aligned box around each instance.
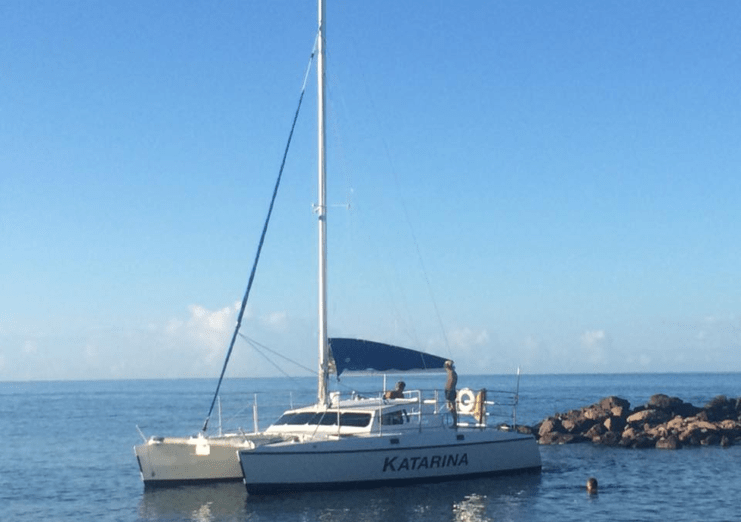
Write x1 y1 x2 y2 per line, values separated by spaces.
85 342 98 359
23 339 38 354
261 311 288 331
449 327 489 350
182 304 238 364
151 302 299 375
188 304 234 333
165 318 184 335
579 329 610 367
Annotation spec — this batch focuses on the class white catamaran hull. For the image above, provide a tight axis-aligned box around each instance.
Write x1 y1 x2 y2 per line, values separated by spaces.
239 430 541 494
135 434 278 485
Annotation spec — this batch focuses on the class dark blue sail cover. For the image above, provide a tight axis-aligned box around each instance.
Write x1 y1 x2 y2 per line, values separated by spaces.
329 338 448 376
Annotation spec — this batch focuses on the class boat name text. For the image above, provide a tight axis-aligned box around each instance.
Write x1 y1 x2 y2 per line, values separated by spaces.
382 453 468 472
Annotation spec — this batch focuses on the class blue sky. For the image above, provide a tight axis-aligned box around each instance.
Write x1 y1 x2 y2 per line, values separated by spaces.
2 1 739 381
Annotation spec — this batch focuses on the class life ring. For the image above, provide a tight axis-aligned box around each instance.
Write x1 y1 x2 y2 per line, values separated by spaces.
457 388 475 413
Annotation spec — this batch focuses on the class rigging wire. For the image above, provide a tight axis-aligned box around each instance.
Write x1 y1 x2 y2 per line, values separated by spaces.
245 339 299 381
239 333 317 377
202 39 318 433
239 334 378 396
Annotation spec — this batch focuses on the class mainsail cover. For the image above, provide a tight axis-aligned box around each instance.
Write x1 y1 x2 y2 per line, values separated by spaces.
329 338 448 376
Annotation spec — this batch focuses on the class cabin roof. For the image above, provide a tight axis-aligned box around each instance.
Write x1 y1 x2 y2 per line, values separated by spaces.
285 397 416 415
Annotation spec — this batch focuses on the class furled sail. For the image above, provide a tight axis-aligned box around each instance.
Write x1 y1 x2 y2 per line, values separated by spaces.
328 338 448 376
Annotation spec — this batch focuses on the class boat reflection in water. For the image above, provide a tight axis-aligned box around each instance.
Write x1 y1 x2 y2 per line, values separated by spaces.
137 473 543 521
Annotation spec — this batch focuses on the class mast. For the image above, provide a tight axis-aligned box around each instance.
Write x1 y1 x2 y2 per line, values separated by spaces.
316 0 329 407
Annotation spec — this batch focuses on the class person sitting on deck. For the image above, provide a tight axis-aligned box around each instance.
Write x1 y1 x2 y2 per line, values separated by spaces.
384 381 406 399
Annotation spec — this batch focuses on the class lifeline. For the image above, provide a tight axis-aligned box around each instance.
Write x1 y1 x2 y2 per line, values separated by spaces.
382 453 469 472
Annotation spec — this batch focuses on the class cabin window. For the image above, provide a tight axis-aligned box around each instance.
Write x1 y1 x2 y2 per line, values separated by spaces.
272 413 292 425
338 412 371 427
273 412 318 425
381 410 406 425
317 412 339 426
273 411 370 427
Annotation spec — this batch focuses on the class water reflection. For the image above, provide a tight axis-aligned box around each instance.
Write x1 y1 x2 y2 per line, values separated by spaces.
137 473 541 522
453 493 488 521
137 482 246 521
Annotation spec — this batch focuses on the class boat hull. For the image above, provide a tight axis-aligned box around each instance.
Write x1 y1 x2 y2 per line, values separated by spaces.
135 435 258 486
239 430 541 494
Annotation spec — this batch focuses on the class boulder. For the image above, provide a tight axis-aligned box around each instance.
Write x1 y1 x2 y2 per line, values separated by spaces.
620 430 653 448
562 416 596 433
691 420 719 432
678 426 702 446
537 432 561 445
620 426 638 447
595 431 621 446
538 432 585 445
717 421 741 442
626 409 671 427
672 401 703 418
655 435 681 450
648 393 681 410
598 396 631 411
604 416 626 433
622 425 638 439
645 425 669 439
647 394 701 418
694 410 710 422
718 419 738 431
559 433 587 444
666 416 684 430
582 407 611 422
704 395 737 422
632 436 655 449
585 423 606 439
611 406 628 418
538 418 562 437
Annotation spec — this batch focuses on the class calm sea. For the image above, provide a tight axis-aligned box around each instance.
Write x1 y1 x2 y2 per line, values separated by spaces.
2 373 740 521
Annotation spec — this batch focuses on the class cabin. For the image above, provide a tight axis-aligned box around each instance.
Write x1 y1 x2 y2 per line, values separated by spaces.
264 393 441 437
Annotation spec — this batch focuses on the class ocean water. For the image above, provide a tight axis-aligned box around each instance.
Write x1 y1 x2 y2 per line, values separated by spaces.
2 373 740 521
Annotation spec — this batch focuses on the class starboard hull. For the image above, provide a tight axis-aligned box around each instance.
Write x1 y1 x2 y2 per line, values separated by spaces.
239 430 541 494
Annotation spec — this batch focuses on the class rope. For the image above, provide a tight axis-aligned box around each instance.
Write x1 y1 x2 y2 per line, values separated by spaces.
239 333 317 378
202 40 317 433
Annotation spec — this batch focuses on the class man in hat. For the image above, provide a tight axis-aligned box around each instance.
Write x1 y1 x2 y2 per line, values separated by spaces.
444 360 458 428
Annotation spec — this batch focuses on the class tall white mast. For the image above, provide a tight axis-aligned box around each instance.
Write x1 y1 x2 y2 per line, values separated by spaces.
316 0 329 407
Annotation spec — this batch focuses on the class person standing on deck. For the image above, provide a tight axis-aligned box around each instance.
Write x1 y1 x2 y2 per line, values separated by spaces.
444 360 458 428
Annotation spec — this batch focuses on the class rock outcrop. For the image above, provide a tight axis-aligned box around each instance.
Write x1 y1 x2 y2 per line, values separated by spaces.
531 394 741 449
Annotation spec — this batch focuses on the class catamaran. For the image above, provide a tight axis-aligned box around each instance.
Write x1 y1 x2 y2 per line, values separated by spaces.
236 0 541 494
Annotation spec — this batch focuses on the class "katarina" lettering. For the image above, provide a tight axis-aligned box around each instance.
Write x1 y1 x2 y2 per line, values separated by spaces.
382 453 469 472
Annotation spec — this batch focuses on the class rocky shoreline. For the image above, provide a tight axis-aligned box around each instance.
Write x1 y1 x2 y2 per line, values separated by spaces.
524 394 741 449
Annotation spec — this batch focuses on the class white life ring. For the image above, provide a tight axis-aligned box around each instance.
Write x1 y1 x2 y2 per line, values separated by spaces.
457 388 475 413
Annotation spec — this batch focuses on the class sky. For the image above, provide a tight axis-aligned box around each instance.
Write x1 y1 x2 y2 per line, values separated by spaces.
1 1 740 381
